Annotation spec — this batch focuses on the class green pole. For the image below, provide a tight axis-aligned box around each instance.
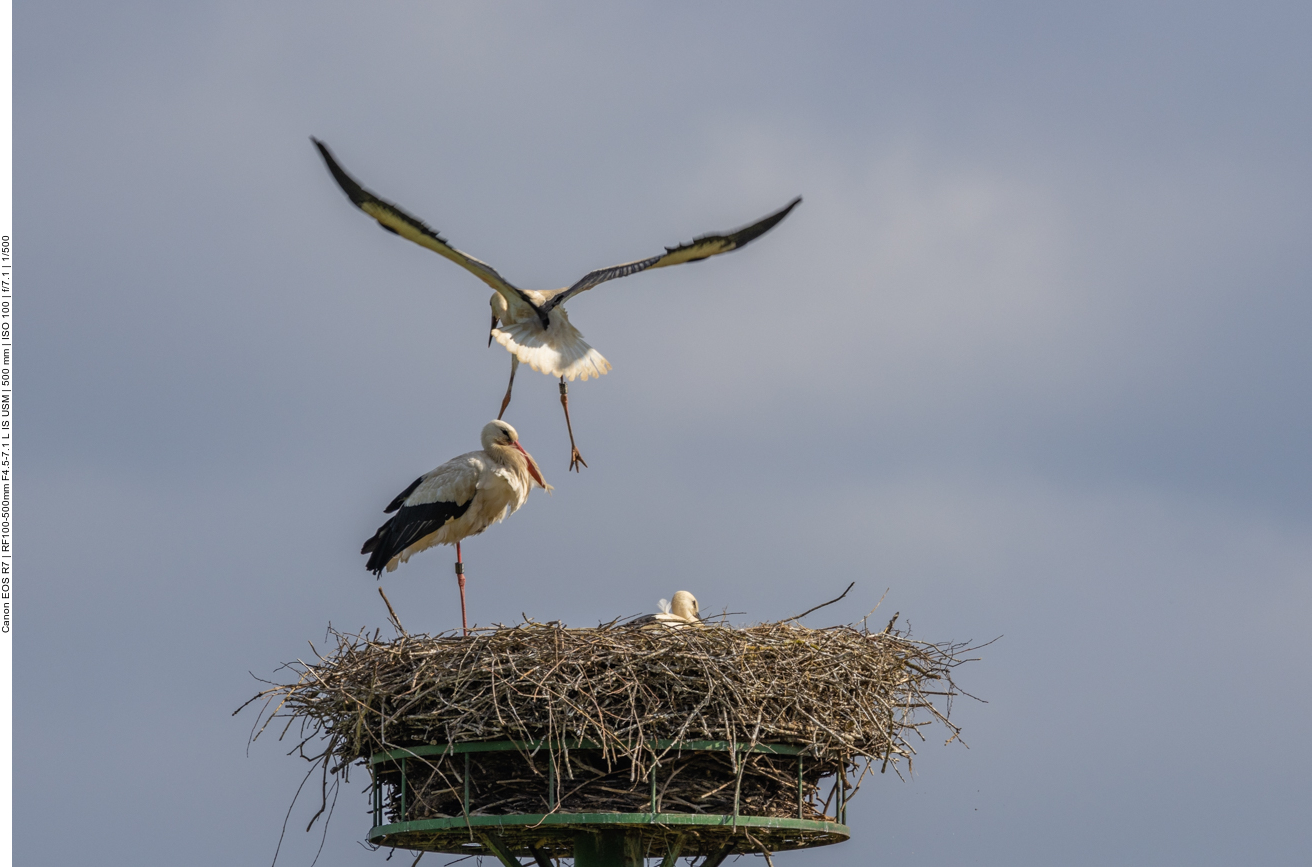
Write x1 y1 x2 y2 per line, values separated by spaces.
574 830 641 867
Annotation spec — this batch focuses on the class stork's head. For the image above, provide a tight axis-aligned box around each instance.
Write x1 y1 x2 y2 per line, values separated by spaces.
670 590 700 622
481 420 551 491
483 419 518 449
488 293 508 346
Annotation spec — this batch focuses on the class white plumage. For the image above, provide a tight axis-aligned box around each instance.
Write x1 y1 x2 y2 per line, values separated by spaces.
362 421 550 631
488 291 610 382
313 139 800 471
630 591 701 627
363 420 550 573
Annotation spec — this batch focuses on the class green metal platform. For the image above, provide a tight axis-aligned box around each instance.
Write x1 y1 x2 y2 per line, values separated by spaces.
366 739 850 865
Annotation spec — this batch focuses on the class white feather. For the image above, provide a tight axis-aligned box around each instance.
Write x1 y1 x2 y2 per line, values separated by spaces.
492 306 612 381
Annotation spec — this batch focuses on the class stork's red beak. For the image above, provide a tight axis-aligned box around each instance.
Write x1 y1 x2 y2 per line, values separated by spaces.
513 440 547 489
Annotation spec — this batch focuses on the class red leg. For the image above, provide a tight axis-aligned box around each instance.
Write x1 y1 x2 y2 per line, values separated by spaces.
498 357 519 421
559 377 587 472
455 542 468 636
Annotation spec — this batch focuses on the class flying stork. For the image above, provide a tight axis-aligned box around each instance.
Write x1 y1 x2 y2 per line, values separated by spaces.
362 420 551 633
312 138 801 471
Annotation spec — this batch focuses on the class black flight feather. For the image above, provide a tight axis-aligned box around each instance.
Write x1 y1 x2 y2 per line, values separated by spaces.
363 499 473 575
384 476 426 514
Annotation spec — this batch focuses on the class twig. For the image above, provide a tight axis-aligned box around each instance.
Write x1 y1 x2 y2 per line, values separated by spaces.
783 582 855 622
378 588 405 634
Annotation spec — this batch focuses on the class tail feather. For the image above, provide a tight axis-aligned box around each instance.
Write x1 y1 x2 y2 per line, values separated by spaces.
493 310 611 381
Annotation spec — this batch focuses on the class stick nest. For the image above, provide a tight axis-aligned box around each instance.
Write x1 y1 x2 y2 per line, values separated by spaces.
244 618 974 855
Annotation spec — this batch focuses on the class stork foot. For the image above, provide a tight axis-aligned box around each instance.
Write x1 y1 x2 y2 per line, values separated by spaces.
559 376 587 472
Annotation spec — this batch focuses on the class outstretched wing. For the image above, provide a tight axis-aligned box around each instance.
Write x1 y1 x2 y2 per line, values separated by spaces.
540 196 802 316
312 138 540 314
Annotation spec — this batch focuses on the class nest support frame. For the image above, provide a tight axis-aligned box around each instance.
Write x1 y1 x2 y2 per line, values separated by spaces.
368 739 852 865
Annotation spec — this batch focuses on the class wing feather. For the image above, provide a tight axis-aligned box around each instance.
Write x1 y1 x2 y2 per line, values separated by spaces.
362 455 482 573
312 138 539 313
540 196 801 314
362 499 472 574
383 475 425 514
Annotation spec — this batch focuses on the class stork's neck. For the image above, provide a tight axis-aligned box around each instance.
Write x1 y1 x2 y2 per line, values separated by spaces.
488 441 528 470
488 441 548 490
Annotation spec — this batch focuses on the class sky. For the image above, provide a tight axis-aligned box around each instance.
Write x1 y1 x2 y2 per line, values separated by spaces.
16 2 1312 865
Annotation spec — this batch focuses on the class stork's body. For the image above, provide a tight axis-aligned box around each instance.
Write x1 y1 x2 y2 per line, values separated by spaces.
629 591 701 627
363 420 550 632
313 139 800 471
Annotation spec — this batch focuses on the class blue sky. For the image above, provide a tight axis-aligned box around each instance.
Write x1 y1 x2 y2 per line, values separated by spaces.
17 3 1312 865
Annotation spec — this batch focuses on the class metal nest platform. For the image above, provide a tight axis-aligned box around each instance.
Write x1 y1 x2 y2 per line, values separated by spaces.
367 739 851 866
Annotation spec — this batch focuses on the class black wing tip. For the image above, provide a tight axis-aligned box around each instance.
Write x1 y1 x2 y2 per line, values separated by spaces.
728 196 802 247
363 535 390 574
362 524 384 556
758 195 804 222
310 137 372 207
661 196 804 261
310 136 339 169
362 499 473 575
311 144 453 246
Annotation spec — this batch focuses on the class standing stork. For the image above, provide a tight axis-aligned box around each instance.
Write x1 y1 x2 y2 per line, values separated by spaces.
313 138 801 471
362 420 551 633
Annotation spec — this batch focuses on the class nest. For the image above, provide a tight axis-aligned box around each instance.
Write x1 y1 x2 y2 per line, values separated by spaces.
244 617 974 857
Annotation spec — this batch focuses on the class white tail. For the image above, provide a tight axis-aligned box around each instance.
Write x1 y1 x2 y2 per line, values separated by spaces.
493 309 612 381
